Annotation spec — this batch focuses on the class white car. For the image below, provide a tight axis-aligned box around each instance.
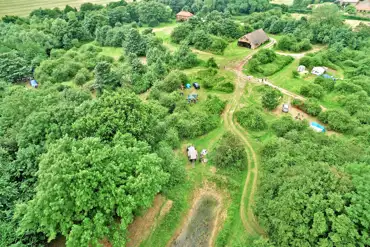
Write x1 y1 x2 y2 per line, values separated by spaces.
282 103 289 113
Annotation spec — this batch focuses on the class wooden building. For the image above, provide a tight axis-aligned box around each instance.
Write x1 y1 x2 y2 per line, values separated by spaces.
176 11 194 21
237 29 269 49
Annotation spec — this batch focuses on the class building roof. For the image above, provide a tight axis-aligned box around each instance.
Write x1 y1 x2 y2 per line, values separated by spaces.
340 0 359 4
176 11 194 17
356 0 370 11
239 29 269 46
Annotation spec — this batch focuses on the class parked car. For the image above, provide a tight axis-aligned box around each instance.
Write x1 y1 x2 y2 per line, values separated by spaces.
282 103 289 113
193 82 200 89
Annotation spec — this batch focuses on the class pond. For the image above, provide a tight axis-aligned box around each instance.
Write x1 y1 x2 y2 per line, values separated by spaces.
171 195 219 247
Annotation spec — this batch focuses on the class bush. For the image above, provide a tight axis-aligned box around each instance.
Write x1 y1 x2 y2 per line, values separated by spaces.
314 76 335 91
214 81 234 93
74 69 89 86
161 70 188 93
318 109 359 133
203 95 226 115
300 83 325 99
212 132 247 170
262 88 282 110
271 116 307 137
292 98 322 116
206 57 218 68
236 107 267 131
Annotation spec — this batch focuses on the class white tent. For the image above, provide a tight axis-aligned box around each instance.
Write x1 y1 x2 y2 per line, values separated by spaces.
311 67 326 76
297 65 306 72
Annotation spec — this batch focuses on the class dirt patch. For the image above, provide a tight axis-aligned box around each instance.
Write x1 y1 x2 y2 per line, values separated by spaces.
139 56 147 65
210 166 217 174
127 194 172 247
167 183 225 247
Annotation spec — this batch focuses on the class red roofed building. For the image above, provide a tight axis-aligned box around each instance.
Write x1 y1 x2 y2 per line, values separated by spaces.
176 11 194 22
356 0 370 12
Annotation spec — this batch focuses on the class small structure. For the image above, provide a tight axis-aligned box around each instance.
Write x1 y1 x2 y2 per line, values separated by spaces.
311 66 326 76
355 0 370 12
187 145 198 167
238 29 270 49
297 65 306 72
30 79 38 88
186 83 191 89
322 74 335 80
193 82 200 89
176 11 194 22
187 94 198 103
310 122 326 133
339 0 359 6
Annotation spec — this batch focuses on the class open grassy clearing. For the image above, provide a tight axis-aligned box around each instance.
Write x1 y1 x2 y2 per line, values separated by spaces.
270 0 294 6
0 0 119 17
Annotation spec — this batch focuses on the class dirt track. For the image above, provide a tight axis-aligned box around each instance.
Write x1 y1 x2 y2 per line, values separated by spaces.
222 39 276 236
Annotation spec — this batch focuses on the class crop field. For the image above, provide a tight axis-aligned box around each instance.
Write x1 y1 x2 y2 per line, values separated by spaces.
0 0 118 17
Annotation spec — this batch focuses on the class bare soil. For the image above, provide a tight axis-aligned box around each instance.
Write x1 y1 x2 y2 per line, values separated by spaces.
127 194 173 247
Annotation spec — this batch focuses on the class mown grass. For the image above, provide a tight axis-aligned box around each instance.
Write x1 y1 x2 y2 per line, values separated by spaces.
0 0 115 17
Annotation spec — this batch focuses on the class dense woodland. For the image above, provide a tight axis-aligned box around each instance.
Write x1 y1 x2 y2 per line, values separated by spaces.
0 0 370 247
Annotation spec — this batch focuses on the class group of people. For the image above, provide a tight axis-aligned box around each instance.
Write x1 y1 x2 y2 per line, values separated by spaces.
295 112 305 121
187 145 207 167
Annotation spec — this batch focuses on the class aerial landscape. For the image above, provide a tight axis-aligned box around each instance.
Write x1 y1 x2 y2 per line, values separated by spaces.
0 0 369 246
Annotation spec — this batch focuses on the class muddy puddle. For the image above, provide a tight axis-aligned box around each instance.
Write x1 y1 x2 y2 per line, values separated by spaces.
171 196 219 247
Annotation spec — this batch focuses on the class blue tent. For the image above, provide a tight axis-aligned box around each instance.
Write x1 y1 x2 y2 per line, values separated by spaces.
30 79 38 88
310 122 325 133
186 83 191 89
322 74 334 80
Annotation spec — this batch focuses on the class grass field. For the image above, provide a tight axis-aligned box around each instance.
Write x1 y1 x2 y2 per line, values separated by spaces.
0 0 117 17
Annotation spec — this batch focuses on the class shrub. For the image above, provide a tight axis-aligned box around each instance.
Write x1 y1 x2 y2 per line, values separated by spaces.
318 109 359 133
262 88 282 110
212 132 247 170
300 83 325 99
271 116 307 137
214 81 234 93
206 57 218 68
292 98 322 116
74 68 90 86
236 107 267 131
203 95 226 115
314 76 335 91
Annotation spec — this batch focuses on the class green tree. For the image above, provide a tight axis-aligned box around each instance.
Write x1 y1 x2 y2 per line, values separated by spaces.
236 107 267 131
16 135 168 247
124 28 146 56
0 52 31 82
261 88 281 110
212 132 247 170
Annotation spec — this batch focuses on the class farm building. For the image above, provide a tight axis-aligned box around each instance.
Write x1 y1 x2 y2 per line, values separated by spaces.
237 29 270 49
176 11 194 21
30 79 38 88
356 0 370 12
339 0 359 6
297 65 306 72
311 66 326 76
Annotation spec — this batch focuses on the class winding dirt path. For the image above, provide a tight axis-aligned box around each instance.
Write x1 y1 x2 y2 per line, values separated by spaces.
222 39 276 236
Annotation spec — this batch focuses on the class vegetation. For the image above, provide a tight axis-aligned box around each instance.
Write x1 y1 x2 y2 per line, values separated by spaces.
247 49 294 76
236 107 268 131
212 132 247 171
262 87 283 110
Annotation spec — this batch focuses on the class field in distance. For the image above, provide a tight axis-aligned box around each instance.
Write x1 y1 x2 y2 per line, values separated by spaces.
0 0 125 17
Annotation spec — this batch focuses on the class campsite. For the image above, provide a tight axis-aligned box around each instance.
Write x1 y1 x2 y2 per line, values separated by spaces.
0 1 370 247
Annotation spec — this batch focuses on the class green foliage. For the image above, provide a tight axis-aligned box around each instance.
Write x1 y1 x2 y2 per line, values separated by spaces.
194 69 234 93
300 83 325 99
124 28 147 56
314 76 335 91
206 57 218 68
292 98 322 116
161 70 188 93
319 109 359 133
74 68 90 86
137 1 171 27
203 95 226 115
0 52 31 82
277 35 312 52
16 135 169 246
236 107 267 131
261 88 282 110
212 132 247 170
172 45 199 69
271 116 307 137
248 50 294 76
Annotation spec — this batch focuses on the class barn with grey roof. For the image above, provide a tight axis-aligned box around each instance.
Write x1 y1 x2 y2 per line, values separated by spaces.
237 29 270 49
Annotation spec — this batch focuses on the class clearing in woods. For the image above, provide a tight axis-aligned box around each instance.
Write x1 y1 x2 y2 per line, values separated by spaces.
0 0 123 17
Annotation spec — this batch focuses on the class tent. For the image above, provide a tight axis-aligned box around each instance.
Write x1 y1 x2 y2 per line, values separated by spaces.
322 74 335 80
311 67 326 76
186 83 191 89
30 79 38 88
297 65 306 72
310 122 325 133
193 82 200 89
